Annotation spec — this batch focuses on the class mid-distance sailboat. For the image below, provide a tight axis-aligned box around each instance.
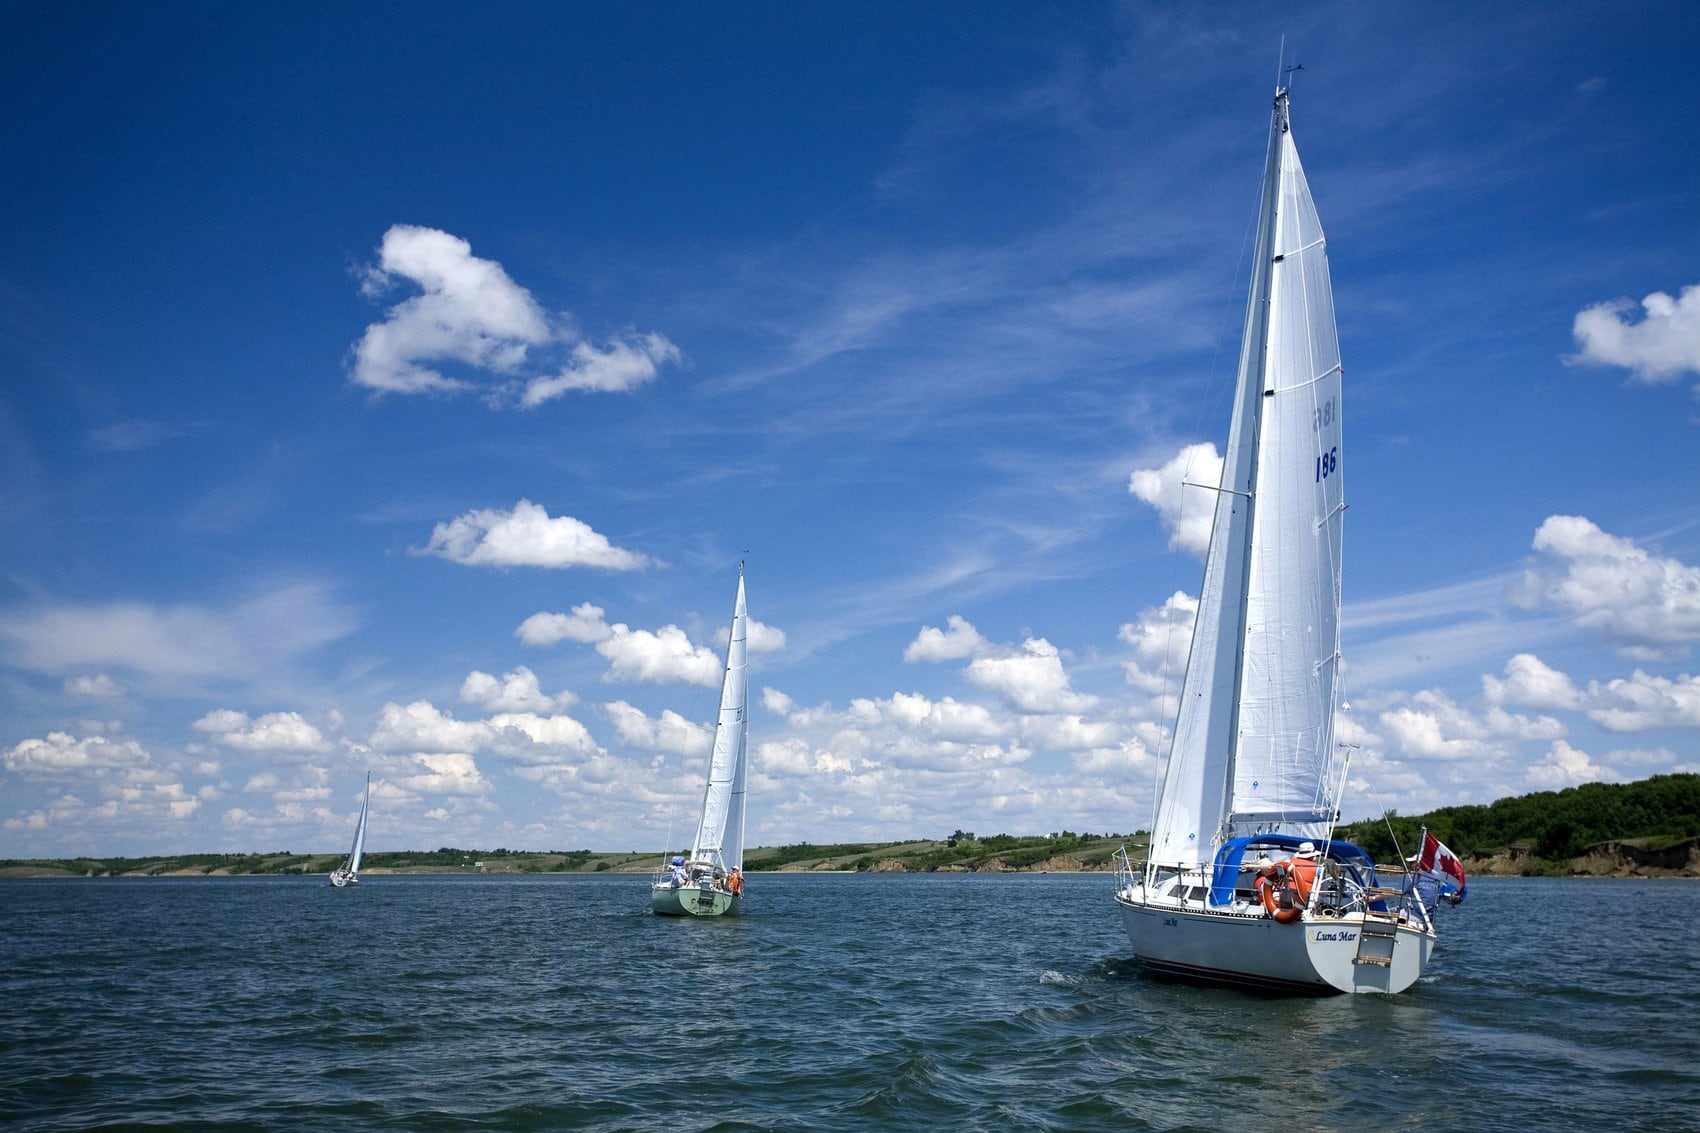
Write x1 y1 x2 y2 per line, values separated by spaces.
329 772 370 888
652 566 750 917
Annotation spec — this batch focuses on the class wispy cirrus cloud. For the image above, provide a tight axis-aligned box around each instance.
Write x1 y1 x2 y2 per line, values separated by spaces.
0 582 357 684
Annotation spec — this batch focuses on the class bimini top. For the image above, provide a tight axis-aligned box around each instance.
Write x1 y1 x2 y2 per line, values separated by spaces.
1207 834 1377 906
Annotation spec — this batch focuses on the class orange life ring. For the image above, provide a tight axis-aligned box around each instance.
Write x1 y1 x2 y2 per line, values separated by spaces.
1255 863 1303 924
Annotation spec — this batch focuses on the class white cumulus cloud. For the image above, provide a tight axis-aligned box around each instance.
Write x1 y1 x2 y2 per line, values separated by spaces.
1569 282 1700 385
3 732 152 779
1527 739 1614 790
390 753 493 797
521 334 683 407
352 224 551 395
904 615 989 663
604 700 711 756
487 711 605 765
369 700 491 754
599 624 721 687
1481 653 1584 710
418 500 652 571
1118 591 1198 694
191 709 332 754
459 666 574 714
964 637 1098 715
351 224 680 406
519 603 720 687
1128 442 1223 558
517 603 615 646
1585 670 1700 732
1513 516 1700 659
1378 691 1494 761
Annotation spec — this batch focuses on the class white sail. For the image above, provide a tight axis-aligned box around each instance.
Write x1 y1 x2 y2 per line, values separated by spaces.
1150 92 1344 869
348 773 370 873
691 567 749 873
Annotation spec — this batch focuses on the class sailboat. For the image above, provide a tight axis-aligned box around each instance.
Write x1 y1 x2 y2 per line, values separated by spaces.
329 772 370 888
652 565 750 917
1114 86 1458 994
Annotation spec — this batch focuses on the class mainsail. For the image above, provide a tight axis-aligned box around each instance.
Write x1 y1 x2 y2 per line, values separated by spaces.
691 566 749 873
348 773 370 874
1149 91 1345 870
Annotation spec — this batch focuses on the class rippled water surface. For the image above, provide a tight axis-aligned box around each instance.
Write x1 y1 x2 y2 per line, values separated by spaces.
3 873 1696 1131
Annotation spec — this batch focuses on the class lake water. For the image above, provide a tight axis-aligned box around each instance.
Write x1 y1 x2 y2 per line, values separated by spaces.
2 873 1696 1131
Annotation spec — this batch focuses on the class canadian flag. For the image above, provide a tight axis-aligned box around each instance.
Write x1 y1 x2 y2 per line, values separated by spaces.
1417 830 1467 900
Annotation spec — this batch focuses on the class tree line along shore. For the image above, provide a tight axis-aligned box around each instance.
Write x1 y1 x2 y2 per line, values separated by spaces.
4 774 1695 880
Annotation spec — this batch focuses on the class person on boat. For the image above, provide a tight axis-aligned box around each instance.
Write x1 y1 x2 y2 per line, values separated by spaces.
670 856 688 886
1289 842 1321 905
726 868 743 896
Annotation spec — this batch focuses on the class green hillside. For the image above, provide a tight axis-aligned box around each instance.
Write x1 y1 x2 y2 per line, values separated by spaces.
4 774 1696 879
1339 773 1699 868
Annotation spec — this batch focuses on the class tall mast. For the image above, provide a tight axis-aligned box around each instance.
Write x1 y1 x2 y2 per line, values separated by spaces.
1213 87 1291 844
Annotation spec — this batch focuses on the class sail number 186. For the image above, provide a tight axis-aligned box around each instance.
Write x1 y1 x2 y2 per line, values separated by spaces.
1315 446 1338 483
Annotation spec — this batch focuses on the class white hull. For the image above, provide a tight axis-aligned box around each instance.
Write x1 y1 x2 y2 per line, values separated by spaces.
329 868 357 888
1115 887 1432 995
651 882 740 917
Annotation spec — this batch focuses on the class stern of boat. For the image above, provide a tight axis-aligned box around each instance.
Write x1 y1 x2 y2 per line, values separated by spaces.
651 882 740 917
1113 850 1434 995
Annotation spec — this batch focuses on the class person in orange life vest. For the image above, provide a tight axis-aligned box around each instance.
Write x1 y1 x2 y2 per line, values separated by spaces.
1288 841 1322 904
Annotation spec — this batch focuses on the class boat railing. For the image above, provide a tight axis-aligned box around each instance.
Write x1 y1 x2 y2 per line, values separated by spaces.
1113 846 1180 893
1113 846 1137 891
1306 862 1432 931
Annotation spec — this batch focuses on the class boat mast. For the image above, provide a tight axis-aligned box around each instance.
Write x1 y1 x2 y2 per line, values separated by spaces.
1212 87 1290 848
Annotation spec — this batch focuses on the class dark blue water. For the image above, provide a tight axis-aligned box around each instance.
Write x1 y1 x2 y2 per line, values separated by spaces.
2 874 1696 1131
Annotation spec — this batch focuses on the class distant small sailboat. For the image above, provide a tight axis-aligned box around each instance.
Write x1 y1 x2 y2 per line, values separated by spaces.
329 772 370 888
1113 86 1463 993
652 566 750 917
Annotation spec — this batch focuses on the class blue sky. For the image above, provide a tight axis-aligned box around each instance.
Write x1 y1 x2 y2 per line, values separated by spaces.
3 2 1698 857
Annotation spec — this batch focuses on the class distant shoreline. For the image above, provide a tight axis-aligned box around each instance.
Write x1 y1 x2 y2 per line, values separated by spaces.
6 836 1693 884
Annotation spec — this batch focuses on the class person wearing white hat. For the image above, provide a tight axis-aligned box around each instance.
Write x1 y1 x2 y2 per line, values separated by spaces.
1290 843 1321 906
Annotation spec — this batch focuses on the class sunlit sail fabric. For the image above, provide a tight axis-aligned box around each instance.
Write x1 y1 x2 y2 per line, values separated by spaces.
349 774 369 873
1149 93 1344 869
692 569 749 872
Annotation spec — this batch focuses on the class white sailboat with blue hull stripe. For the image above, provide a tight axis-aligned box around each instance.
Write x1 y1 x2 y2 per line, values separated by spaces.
1114 86 1458 994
